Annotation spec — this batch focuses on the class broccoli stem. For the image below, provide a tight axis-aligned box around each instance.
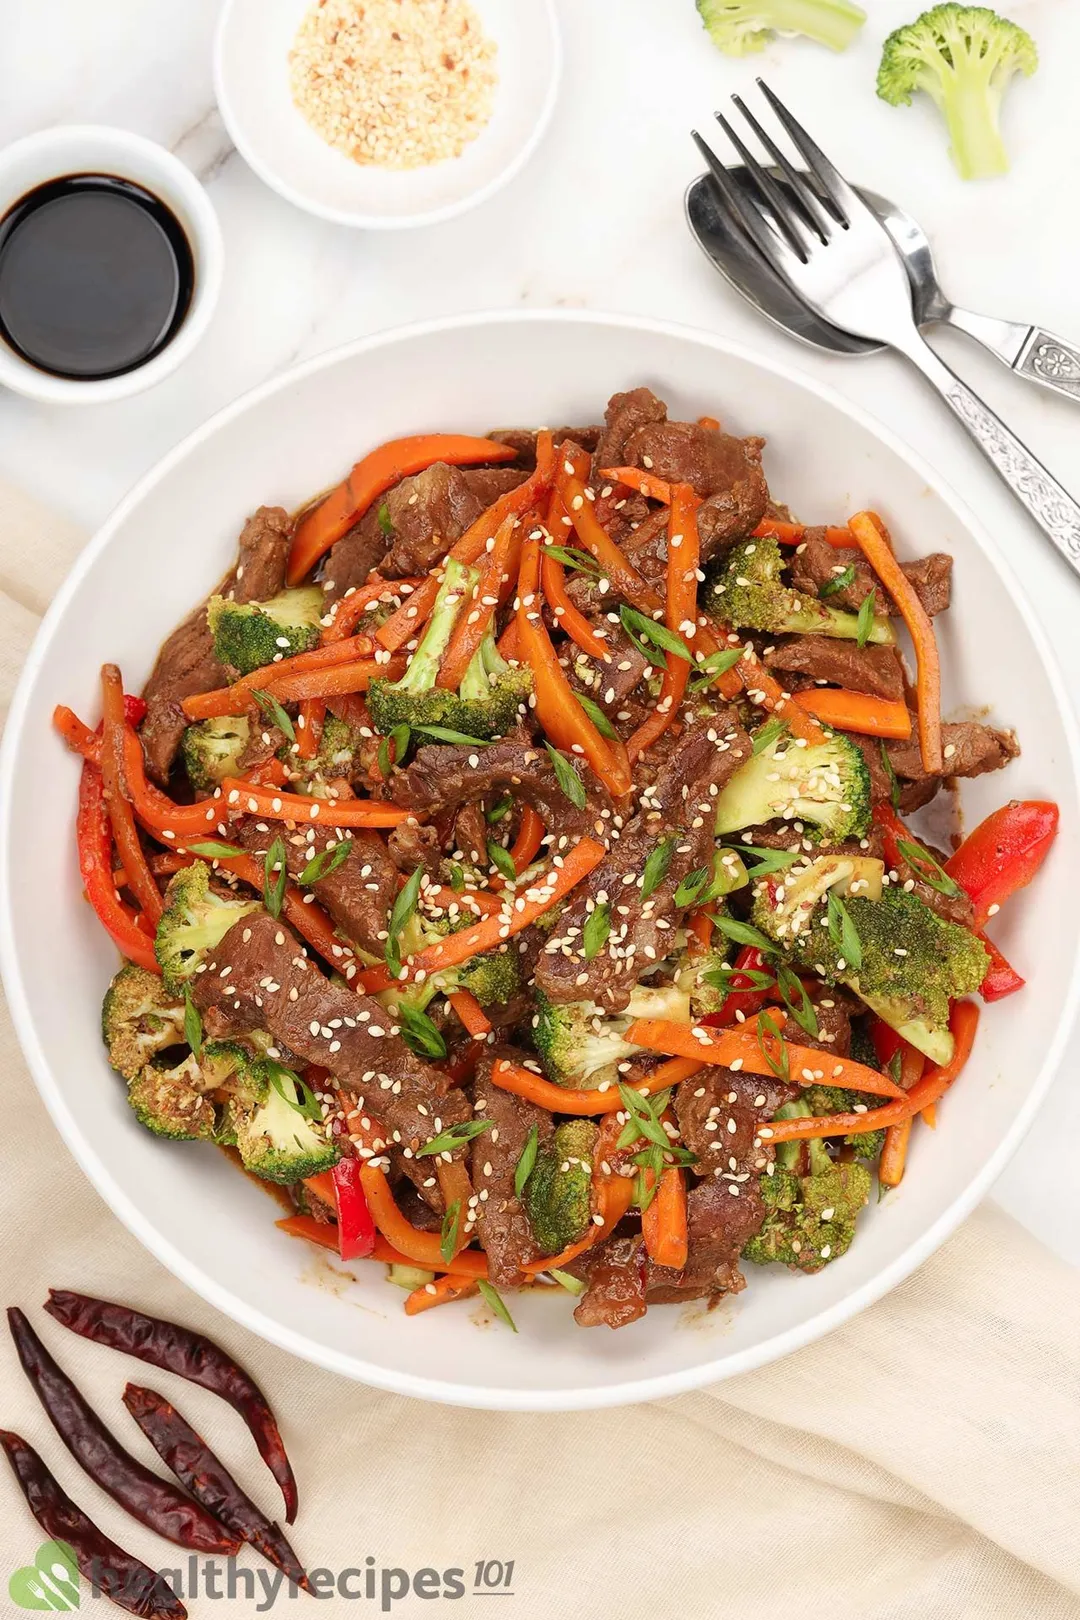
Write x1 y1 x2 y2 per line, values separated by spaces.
940 73 1009 180
396 559 478 695
762 0 866 51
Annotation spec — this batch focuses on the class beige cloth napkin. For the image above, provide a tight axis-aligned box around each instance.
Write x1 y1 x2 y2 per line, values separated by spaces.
2 479 1079 1620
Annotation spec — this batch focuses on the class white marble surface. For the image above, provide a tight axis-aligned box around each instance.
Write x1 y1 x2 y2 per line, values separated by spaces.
3 0 1080 1260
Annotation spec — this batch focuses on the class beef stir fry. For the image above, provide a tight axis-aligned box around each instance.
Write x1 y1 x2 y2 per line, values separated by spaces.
55 389 1057 1331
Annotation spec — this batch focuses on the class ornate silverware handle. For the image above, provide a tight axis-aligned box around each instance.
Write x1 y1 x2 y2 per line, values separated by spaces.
1014 328 1080 404
902 333 1080 576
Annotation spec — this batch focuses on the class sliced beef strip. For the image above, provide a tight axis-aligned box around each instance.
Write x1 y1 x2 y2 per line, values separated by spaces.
533 712 752 1011
646 1175 764 1303
319 508 389 607
570 1235 648 1330
850 733 893 805
591 387 668 472
885 838 975 929
390 736 615 847
192 913 472 1201
451 802 489 866
888 722 1019 784
469 1052 554 1288
383 463 527 577
232 818 397 957
386 820 442 875
487 425 601 469
566 619 649 715
621 420 770 560
791 534 953 619
764 635 906 702
791 991 852 1057
140 506 292 784
675 1068 796 1182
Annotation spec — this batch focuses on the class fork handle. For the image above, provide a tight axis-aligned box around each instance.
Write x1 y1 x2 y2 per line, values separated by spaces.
899 332 1080 576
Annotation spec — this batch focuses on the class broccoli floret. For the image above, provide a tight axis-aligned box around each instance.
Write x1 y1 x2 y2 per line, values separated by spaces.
126 1053 219 1141
743 1121 871 1271
802 1084 886 1161
533 983 691 1088
230 1066 337 1185
367 559 531 740
753 864 988 1063
155 863 262 996
713 725 872 843
377 910 521 1020
207 586 323 676
697 0 866 54
523 1121 599 1257
182 715 251 793
878 5 1037 180
289 713 365 798
706 539 894 643
674 944 735 1019
102 965 187 1082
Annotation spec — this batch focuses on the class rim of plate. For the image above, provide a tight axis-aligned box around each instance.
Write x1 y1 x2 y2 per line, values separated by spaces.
212 0 562 230
4 308 1079 1410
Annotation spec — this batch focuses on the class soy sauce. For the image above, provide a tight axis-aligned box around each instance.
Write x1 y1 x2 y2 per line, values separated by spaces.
0 174 194 380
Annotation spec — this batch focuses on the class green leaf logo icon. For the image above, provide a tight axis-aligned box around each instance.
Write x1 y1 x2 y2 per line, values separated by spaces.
8 1540 80 1610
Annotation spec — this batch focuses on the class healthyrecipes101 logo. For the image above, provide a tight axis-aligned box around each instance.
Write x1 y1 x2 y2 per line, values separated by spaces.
8 1548 518 1612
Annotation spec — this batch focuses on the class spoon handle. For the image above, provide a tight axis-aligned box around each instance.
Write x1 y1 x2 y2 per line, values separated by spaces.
947 309 1080 406
898 331 1080 576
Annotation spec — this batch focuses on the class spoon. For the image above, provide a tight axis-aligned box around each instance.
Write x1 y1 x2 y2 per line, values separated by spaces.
687 168 1080 403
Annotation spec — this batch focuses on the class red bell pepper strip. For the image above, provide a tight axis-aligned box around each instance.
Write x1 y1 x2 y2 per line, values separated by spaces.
53 696 146 765
286 434 517 586
976 936 1026 1002
77 763 160 973
702 945 775 1026
329 1157 376 1261
944 800 1059 930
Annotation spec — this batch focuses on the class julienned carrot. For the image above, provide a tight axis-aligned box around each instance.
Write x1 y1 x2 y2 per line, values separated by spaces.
276 1216 420 1269
541 488 611 662
421 884 504 918
445 989 492 1039
516 535 632 797
295 699 324 760
687 909 713 956
627 482 698 762
497 618 521 661
287 434 517 586
766 1001 979 1143
793 689 912 740
100 667 162 925
265 658 405 705
509 805 545 874
436 513 516 690
490 1054 701 1117
596 466 680 505
122 730 224 841
879 1119 913 1188
642 1163 688 1271
623 1019 908 1100
558 445 669 620
849 511 942 774
751 519 854 547
729 648 827 747
181 638 380 721
405 1275 480 1315
321 576 422 643
219 778 411 828
376 433 556 654
358 1166 489 1275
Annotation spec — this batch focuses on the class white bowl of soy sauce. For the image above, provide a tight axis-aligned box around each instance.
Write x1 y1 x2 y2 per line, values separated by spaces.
0 125 223 405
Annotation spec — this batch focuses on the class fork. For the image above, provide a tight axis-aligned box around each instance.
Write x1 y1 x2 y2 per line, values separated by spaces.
692 84 1080 581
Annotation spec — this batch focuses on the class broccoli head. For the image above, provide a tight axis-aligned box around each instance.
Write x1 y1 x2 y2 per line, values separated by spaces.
126 1053 219 1142
801 1084 886 1162
697 0 866 55
878 5 1037 180
229 1064 337 1184
754 865 988 1063
743 1136 871 1272
533 982 691 1088
102 965 187 1082
377 910 521 1020
706 538 894 643
289 712 365 798
154 862 262 996
523 1120 599 1257
674 944 735 1019
182 715 252 793
366 558 531 740
713 725 872 843
207 586 323 676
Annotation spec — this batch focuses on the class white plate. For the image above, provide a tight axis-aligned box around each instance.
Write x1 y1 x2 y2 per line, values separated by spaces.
3 311 1078 1410
214 0 560 228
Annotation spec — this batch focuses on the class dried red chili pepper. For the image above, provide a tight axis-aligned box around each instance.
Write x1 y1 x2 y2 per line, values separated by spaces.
7 1309 239 1555
44 1290 298 1523
122 1385 311 1594
0 1429 185 1619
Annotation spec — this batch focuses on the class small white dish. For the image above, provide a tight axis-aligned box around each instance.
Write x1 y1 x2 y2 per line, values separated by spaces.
0 125 223 406
214 0 560 229
3 311 1078 1410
